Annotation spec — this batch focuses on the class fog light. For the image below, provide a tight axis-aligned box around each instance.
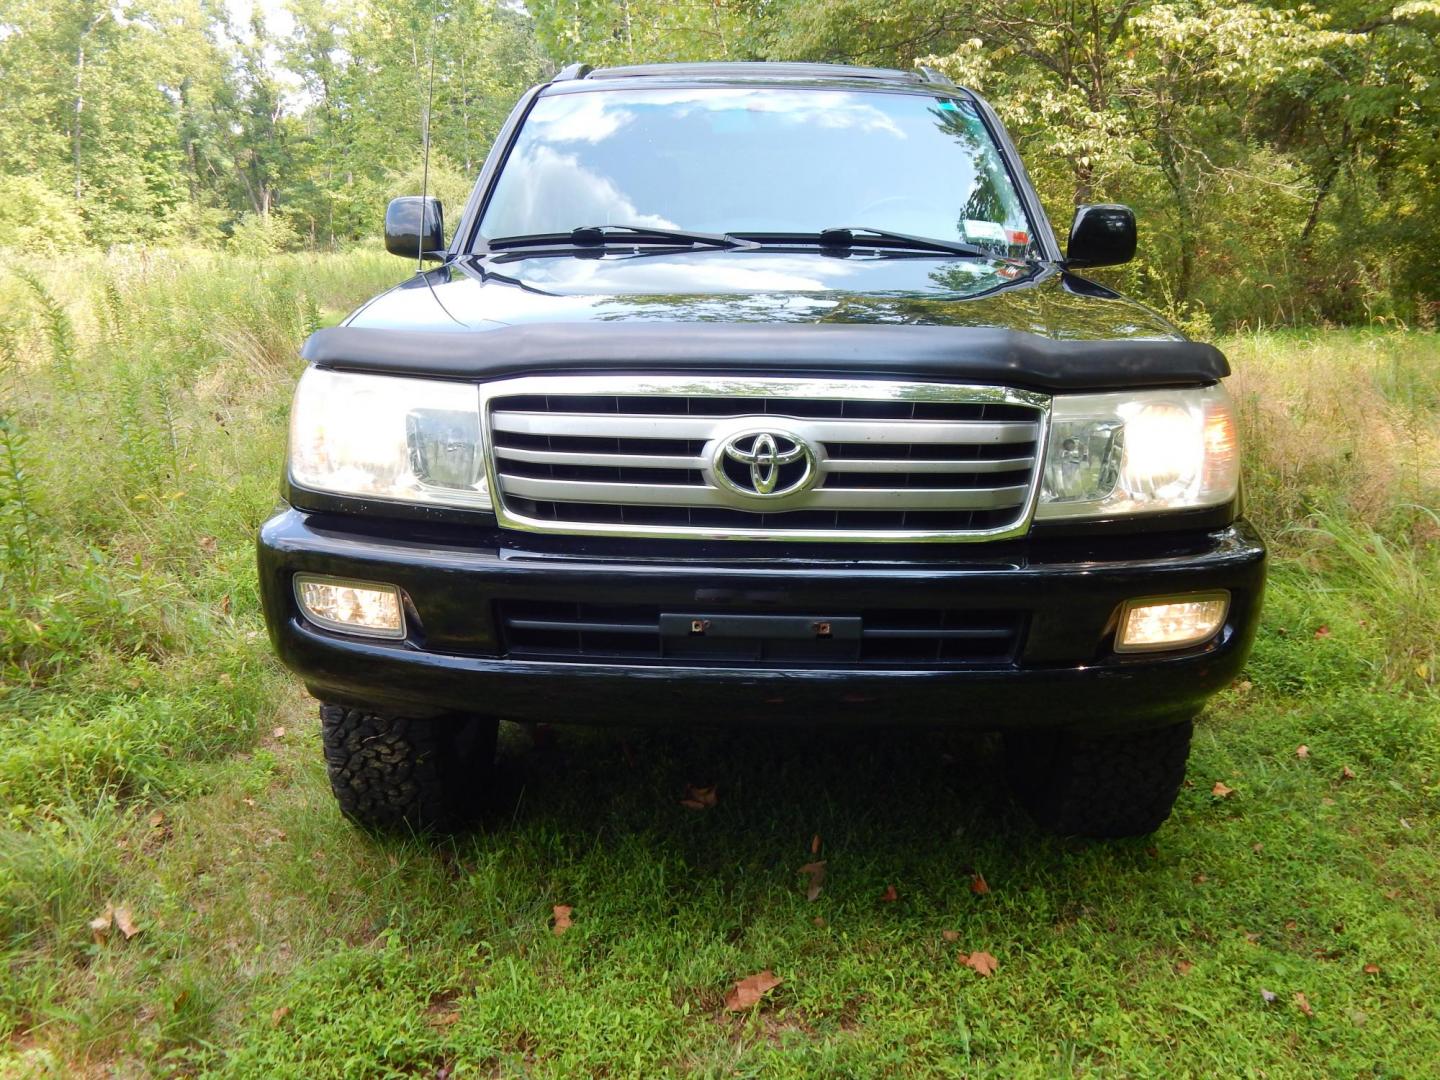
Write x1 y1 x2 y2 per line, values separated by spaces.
1115 592 1229 653
294 575 405 639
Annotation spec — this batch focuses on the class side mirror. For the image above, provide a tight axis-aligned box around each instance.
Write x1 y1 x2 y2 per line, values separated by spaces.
384 196 445 261
1065 204 1136 268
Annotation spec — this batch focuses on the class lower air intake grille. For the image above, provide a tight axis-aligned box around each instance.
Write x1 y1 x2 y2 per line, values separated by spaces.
496 600 1023 668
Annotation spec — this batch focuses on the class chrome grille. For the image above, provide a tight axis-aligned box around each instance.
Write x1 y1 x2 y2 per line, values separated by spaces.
480 377 1050 541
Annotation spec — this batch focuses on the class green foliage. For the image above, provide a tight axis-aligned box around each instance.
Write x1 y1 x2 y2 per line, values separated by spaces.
0 0 1436 326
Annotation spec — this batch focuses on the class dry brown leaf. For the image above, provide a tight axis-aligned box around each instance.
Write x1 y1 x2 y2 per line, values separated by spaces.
220 594 232 616
1175 960 1194 975
1296 744 1309 759
429 1010 460 1029
198 535 218 554
243 797 257 808
1192 873 1208 884
89 906 114 944
810 834 821 855
811 916 826 928
1260 988 1278 1004
552 905 573 935
1340 765 1356 781
724 970 782 1012
960 951 998 977
272 726 286 739
680 784 718 810
1212 781 1235 798
970 871 990 896
880 885 898 903
148 810 165 829
798 861 826 902
941 929 960 943
1294 991 1314 1018
1236 679 1253 694
1314 625 1331 639
271 1006 291 1027
113 906 140 940
1363 963 1380 975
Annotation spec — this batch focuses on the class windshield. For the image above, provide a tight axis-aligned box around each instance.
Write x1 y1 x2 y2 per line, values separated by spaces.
478 87 1035 257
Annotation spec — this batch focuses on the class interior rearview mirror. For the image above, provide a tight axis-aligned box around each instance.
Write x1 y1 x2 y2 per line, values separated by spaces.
384 196 445 261
1065 204 1136 269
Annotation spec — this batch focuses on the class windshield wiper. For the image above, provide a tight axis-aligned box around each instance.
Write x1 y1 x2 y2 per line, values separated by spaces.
487 225 757 251
810 226 994 258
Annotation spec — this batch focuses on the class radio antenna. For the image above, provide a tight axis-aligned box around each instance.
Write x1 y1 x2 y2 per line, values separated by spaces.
417 26 436 274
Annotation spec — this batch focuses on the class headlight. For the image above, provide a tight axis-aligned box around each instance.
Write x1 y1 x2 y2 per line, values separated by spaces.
1036 384 1238 520
288 367 491 510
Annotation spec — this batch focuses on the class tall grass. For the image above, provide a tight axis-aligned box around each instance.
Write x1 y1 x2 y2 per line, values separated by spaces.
0 256 1436 1073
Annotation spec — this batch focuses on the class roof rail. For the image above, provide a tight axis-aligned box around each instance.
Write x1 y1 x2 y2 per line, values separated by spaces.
917 65 955 88
553 62 592 82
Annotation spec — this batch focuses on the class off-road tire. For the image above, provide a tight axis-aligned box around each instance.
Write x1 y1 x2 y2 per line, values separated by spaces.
319 704 498 832
1004 718 1194 838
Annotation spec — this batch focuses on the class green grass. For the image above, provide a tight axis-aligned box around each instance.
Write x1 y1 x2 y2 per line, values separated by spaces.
1 255 1438 1077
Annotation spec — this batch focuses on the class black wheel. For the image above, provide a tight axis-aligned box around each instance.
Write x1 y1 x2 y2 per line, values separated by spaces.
1003 718 1194 838
319 704 498 832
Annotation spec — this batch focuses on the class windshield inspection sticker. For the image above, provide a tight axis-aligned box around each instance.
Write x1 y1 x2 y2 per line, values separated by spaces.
961 219 1008 247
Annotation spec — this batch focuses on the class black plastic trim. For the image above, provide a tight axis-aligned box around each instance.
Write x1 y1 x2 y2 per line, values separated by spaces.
301 324 1225 391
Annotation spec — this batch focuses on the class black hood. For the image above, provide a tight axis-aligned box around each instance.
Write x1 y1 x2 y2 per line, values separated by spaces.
307 250 1226 392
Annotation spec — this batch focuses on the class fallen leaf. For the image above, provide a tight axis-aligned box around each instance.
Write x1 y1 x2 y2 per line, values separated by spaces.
810 833 821 855
148 810 165 829
1260 988 1278 1004
272 726 286 739
429 1011 460 1028
811 916 826 928
798 861 826 902
1253 843 1264 854
1211 781 1235 798
220 594 232 616
243 797 256 808
941 929 960 943
1236 679 1253 694
724 970 782 1012
970 871 990 896
1340 766 1356 781
198 535 218 554
1284 920 1298 930
1294 991 1314 1018
1363 963 1380 976
680 784 718 810
551 905 573 935
1296 744 1309 759
960 951 998 977
89 906 114 944
1321 797 1336 806
1314 625 1331 639
880 885 898 903
1175 960 1194 975
1192 873 1208 884
270 1006 291 1027
1350 1010 1368 1028
113 906 140 940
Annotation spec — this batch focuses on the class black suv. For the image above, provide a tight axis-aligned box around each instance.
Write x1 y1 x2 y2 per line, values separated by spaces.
258 62 1265 838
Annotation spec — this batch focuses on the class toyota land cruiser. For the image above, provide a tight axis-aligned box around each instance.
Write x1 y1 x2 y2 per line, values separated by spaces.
257 62 1266 838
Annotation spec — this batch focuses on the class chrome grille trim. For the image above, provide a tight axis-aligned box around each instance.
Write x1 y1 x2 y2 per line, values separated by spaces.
479 376 1051 542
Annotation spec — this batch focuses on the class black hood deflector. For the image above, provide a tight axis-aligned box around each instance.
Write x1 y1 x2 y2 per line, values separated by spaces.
301 323 1227 392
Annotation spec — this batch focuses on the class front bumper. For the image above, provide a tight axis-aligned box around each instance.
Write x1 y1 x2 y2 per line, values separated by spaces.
257 510 1266 732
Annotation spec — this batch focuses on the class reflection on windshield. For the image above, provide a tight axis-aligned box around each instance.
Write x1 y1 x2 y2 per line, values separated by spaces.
480 87 1032 256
